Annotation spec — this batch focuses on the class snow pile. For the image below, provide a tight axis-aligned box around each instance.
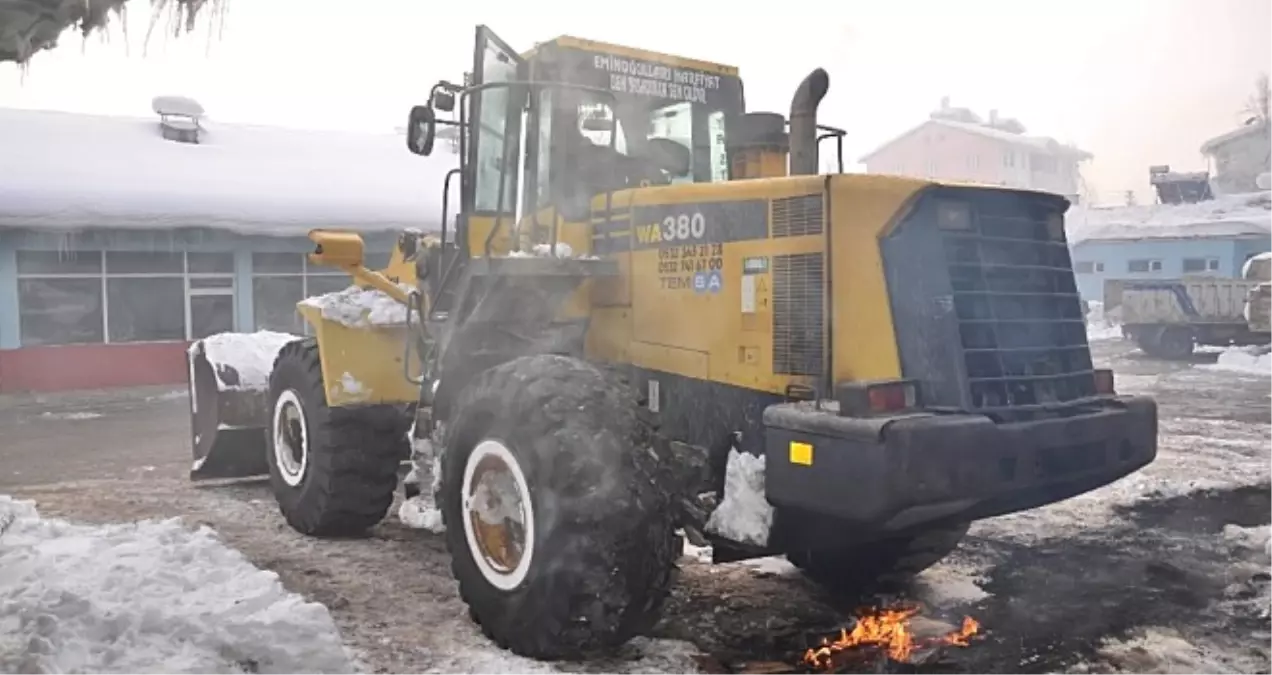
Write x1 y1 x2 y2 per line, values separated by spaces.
507 242 576 258
1067 191 1271 244
0 496 352 674
0 107 456 235
398 495 445 534
400 430 446 533
425 635 703 674
194 331 300 391
299 284 410 328
1079 627 1244 674
1222 524 1272 558
1204 346 1272 376
705 450 774 547
1085 300 1123 342
1219 524 1272 624
38 411 103 421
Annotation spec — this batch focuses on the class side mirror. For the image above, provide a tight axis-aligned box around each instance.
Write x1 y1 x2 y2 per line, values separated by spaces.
432 90 456 113
407 105 436 157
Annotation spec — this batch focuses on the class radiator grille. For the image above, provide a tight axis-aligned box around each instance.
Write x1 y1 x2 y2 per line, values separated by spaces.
771 195 824 237
941 200 1096 410
772 252 824 376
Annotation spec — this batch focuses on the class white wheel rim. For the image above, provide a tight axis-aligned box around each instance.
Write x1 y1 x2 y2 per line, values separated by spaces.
461 439 535 591
272 389 309 487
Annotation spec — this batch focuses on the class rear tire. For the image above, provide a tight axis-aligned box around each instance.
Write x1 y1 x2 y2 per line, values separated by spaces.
1136 326 1194 359
440 354 678 660
787 522 970 595
266 339 410 536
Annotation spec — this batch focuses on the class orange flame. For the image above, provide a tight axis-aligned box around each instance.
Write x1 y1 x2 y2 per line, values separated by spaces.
802 606 981 671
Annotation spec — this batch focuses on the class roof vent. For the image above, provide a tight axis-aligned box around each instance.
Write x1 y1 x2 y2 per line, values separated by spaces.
152 95 205 144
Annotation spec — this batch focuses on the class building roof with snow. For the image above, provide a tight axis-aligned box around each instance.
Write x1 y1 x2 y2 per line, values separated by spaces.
1200 120 1270 155
1067 191 1272 245
859 117 1093 164
0 107 456 237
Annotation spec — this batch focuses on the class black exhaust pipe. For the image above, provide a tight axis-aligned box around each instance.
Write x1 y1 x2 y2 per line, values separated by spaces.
789 68 830 176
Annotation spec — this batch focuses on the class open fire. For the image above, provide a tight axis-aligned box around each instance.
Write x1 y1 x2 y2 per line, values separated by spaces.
803 604 981 671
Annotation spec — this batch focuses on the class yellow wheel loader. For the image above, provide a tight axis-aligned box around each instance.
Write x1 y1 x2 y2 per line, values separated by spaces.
187 26 1159 660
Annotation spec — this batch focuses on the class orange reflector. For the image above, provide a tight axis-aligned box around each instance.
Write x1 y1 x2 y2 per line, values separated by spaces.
1093 368 1116 395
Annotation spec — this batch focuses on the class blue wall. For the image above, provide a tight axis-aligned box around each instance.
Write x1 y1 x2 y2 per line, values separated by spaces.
1070 236 1271 301
0 227 401 349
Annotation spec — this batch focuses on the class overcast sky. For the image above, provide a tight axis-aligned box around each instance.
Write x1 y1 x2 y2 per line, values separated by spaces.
1 0 1268 204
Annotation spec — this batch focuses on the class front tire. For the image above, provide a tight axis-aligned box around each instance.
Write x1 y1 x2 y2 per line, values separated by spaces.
788 522 970 596
440 354 678 659
266 339 410 536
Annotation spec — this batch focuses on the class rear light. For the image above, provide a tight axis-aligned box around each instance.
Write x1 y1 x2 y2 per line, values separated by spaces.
1093 368 1116 395
836 379 921 417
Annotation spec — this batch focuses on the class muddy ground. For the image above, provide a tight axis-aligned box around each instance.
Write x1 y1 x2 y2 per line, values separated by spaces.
3 339 1269 673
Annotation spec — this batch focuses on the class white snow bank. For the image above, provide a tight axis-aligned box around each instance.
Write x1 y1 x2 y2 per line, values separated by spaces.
427 635 703 674
705 450 774 547
299 284 409 328
1077 627 1246 674
508 242 575 258
194 331 301 391
1222 524 1272 558
1219 524 1272 626
38 411 103 421
398 494 445 534
0 496 352 674
1067 191 1270 244
1203 345 1272 376
1085 300 1123 342
0 107 455 236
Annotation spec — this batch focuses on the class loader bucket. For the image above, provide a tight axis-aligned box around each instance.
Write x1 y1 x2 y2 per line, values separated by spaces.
187 339 273 481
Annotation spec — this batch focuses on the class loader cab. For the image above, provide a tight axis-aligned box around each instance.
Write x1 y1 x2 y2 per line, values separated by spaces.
409 27 746 259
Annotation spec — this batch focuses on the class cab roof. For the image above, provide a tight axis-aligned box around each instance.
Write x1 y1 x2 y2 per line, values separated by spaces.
519 35 739 77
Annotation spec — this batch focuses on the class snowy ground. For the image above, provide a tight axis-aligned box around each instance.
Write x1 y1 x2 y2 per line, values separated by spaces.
0 497 352 673
2 336 1269 673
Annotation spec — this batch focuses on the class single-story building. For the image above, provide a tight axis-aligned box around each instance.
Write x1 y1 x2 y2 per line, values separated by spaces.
1065 191 1272 301
0 105 452 392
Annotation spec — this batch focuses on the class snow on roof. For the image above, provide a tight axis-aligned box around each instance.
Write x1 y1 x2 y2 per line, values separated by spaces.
0 107 457 237
1200 120 1269 154
859 118 1092 164
1067 191 1272 245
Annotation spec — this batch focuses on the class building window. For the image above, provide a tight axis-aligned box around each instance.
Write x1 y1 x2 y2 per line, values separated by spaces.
1074 261 1104 274
926 160 938 177
1127 259 1163 273
1003 151 1016 168
15 250 236 347
1182 257 1220 273
251 252 371 335
967 155 981 170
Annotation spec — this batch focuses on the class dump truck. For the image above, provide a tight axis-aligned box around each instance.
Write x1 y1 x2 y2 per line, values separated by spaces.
1104 276 1270 359
188 26 1159 660
1242 252 1271 335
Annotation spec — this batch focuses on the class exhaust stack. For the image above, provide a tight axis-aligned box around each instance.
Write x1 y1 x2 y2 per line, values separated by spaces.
789 68 830 176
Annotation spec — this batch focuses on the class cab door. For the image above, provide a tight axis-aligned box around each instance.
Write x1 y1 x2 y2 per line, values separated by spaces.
461 26 525 258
